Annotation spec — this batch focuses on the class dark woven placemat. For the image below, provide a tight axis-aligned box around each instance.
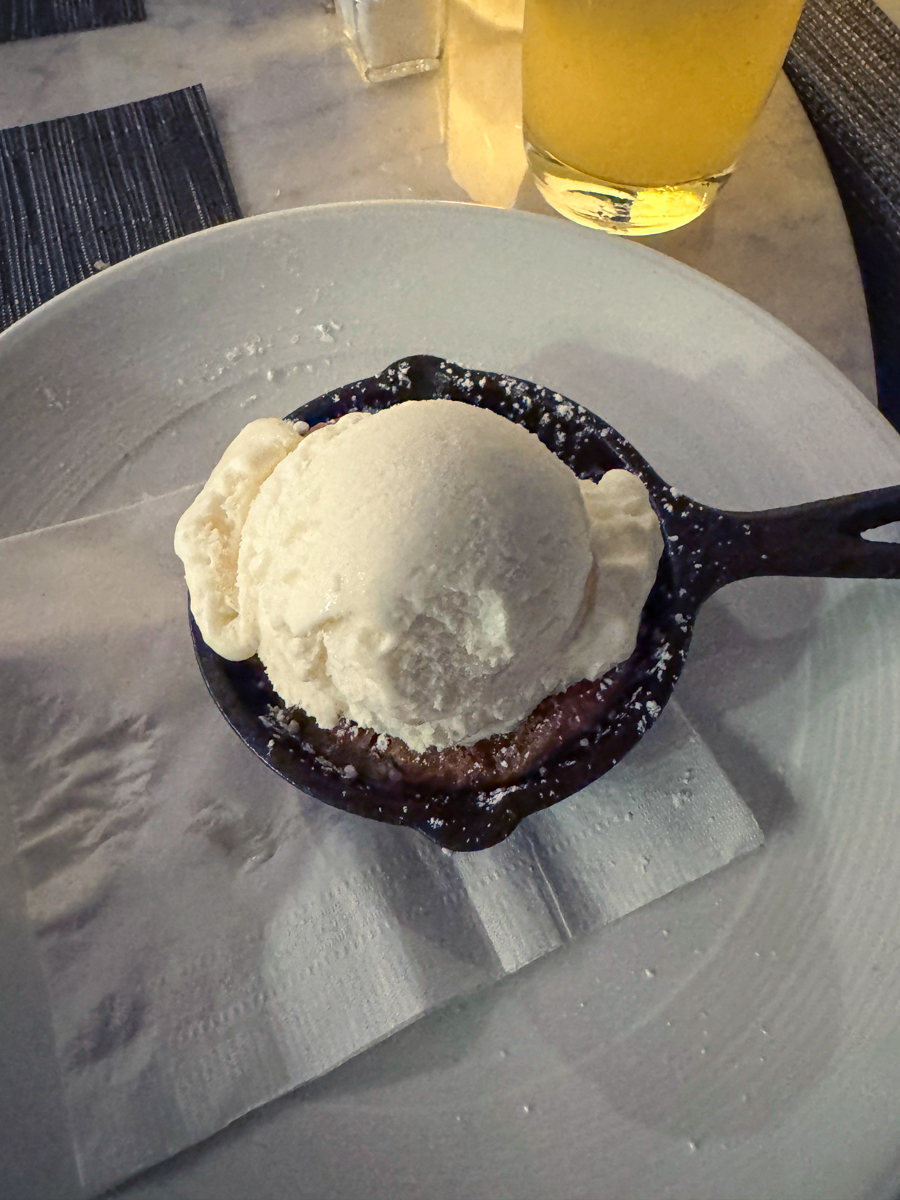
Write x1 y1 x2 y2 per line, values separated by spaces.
0 0 145 43
786 0 900 432
0 84 242 331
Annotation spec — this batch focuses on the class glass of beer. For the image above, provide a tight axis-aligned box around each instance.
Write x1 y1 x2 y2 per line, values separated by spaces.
522 0 806 235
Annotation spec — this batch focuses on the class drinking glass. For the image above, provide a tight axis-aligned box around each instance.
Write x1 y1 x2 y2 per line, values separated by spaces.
522 0 806 234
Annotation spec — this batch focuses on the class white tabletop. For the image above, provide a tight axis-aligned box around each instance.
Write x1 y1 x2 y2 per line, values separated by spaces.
0 0 878 405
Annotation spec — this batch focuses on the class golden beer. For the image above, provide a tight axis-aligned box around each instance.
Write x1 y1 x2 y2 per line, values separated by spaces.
523 0 806 233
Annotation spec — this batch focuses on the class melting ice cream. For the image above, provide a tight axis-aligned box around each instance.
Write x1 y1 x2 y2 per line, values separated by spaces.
175 398 663 752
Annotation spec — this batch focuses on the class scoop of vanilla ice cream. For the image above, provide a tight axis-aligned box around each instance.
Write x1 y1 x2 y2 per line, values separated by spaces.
173 417 305 658
175 398 663 752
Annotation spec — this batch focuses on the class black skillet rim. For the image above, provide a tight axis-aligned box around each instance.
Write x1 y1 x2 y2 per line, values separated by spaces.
190 355 704 851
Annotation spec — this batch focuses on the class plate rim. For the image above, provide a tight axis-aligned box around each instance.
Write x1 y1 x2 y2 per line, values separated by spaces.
0 197 892 452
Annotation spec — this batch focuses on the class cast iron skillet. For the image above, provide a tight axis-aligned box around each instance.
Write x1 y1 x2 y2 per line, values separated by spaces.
190 355 900 851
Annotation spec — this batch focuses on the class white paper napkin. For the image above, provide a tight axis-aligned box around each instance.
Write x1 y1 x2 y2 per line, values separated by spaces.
0 488 762 1194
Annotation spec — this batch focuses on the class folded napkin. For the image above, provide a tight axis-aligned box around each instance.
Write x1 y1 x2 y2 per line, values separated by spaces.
0 486 763 1194
0 0 145 44
0 85 241 331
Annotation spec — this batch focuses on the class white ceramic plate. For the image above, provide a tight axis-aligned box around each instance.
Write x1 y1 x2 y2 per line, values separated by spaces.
2 201 900 1200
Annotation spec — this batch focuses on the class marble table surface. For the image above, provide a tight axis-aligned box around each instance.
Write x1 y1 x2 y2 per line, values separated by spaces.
0 3 893 1198
0 0 879 405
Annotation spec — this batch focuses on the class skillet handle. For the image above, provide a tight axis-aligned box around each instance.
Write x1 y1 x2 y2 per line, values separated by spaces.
693 485 900 597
